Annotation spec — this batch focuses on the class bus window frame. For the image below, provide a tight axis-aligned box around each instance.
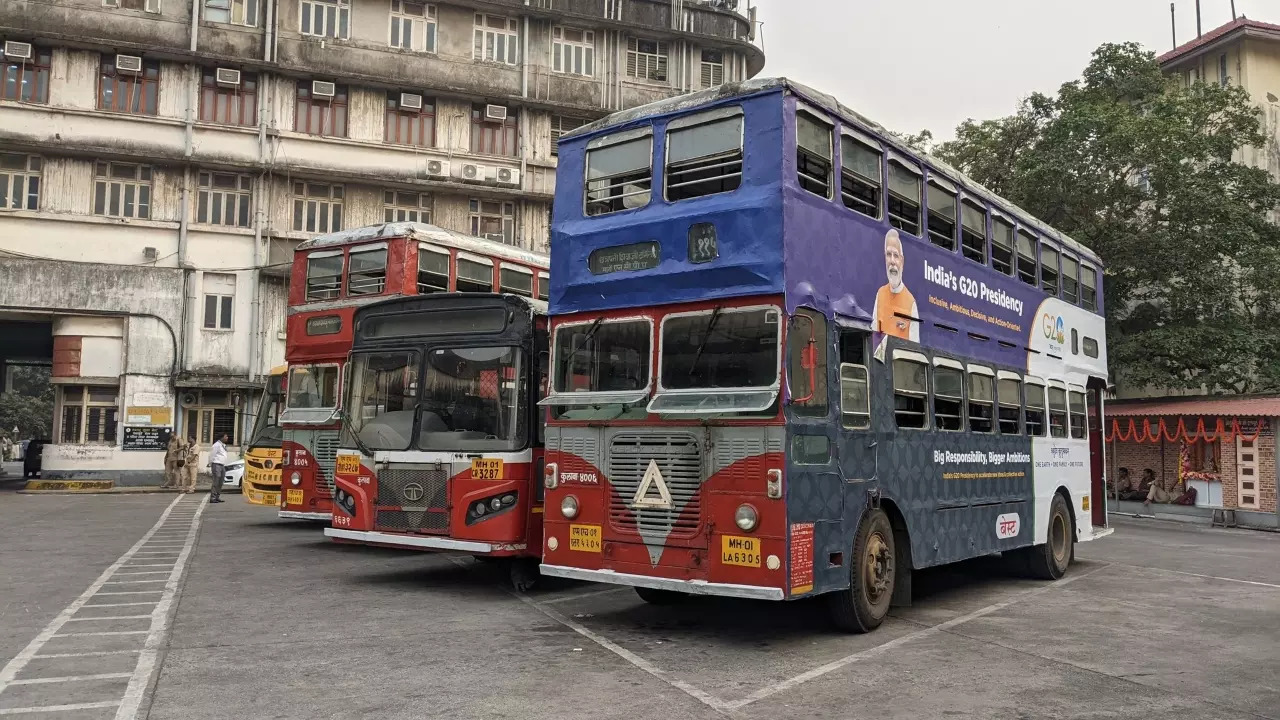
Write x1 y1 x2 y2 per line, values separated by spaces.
662 104 745 203
543 315 655 408
967 364 995 434
892 349 930 430
347 241 389 297
838 128 883 220
795 106 834 199
925 174 958 252
996 370 1023 435
499 263 535 297
959 196 988 265
990 209 1015 277
1024 375 1048 437
417 242 452 294
649 304 783 415
932 356 965 432
886 152 923 238
456 251 495 293
1015 226 1039 287
583 124 654 217
304 248 345 302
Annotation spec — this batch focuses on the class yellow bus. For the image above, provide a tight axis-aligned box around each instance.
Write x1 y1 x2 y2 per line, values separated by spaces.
243 365 285 506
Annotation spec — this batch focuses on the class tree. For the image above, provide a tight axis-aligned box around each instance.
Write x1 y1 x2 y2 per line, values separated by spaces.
933 42 1280 393
0 365 53 440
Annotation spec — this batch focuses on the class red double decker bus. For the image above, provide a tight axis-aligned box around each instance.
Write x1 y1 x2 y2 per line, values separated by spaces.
280 222 549 521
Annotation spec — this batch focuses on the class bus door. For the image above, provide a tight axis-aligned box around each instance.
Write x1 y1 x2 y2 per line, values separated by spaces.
1087 381 1107 527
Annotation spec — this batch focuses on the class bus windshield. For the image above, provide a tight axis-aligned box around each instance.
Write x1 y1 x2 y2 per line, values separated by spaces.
650 307 781 414
345 351 419 451
247 386 282 448
418 347 526 452
287 365 340 410
549 319 650 419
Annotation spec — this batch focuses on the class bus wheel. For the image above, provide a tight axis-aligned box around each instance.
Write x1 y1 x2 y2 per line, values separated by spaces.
509 559 540 593
634 587 686 605
1021 494 1073 580
828 509 895 633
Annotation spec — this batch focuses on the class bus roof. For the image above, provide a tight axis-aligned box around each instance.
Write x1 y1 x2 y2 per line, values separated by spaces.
297 222 551 269
563 77 1101 267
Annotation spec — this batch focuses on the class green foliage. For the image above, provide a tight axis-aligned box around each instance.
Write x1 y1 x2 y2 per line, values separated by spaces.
0 365 53 440
933 42 1280 393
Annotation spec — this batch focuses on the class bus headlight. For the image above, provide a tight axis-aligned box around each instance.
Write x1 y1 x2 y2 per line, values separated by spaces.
544 463 558 490
561 495 579 519
735 504 759 532
290 472 302 486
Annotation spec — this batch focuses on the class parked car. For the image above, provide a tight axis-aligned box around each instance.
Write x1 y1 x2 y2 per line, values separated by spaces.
214 459 244 492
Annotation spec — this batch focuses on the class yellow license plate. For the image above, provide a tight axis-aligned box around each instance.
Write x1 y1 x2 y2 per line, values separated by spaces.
471 458 503 480
336 454 361 475
721 535 761 567
260 492 280 505
286 489 304 505
568 524 602 553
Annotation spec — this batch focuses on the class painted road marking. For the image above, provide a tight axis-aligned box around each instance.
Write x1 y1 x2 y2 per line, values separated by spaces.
0 495 206 720
1113 562 1280 590
537 587 632 605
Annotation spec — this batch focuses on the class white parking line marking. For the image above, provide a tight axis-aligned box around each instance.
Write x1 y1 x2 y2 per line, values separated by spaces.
0 495 206 720
1111 562 1280 589
0 700 121 715
113 572 172 576
537 587 632 605
723 564 1112 710
11 673 133 685
118 564 176 568
66 616 153 622
82 604 158 609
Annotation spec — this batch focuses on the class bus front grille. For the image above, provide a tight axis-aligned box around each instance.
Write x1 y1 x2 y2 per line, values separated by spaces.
608 433 702 538
312 432 340 498
375 467 450 534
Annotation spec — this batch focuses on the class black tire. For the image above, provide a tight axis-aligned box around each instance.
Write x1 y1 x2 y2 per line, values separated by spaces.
827 508 895 633
634 586 686 605
1022 494 1074 580
508 558 540 593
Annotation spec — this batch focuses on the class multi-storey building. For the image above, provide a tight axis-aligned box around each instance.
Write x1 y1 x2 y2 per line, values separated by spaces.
0 0 763 482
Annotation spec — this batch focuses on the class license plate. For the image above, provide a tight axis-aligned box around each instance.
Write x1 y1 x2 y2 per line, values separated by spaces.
260 492 280 505
471 458 503 480
568 524 602 553
286 489 303 505
336 454 361 475
721 535 761 567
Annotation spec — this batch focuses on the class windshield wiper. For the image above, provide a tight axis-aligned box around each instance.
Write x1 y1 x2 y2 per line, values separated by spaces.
347 422 376 460
688 305 724 377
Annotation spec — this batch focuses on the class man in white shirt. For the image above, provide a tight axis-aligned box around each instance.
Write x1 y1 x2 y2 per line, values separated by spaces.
208 433 229 504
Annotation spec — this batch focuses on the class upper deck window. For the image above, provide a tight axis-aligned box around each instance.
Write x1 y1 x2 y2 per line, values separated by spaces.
796 111 832 198
456 255 494 293
1081 264 1098 311
585 128 652 216
664 107 744 202
925 178 957 251
305 251 343 301
887 157 922 237
960 199 987 264
991 214 1014 276
499 266 533 297
840 133 882 219
537 271 549 301
1015 228 1037 286
287 364 339 410
1061 254 1080 305
1040 243 1060 296
347 245 388 296
417 244 450 293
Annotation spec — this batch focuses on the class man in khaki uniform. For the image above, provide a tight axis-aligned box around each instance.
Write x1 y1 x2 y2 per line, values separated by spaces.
181 437 201 493
162 434 184 489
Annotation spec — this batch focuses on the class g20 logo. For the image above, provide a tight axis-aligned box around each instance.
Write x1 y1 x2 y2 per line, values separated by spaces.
1042 314 1066 345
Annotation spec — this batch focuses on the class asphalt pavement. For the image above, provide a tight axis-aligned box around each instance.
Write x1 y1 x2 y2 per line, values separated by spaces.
0 487 1276 720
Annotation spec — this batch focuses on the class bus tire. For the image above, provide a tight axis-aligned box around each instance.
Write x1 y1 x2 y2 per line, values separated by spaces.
634 587 686 605
1022 494 1073 580
827 508 895 633
508 558 540 593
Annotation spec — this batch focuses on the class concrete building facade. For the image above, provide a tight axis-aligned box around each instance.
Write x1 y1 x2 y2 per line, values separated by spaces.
0 0 763 481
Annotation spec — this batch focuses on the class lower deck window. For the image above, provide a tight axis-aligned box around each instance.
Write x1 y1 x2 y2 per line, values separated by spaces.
1068 390 1087 439
1024 381 1046 436
893 356 928 429
933 365 963 431
1047 386 1068 438
968 371 994 433
997 377 1021 434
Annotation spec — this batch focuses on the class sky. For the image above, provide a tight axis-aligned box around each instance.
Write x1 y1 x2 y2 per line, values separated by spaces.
755 0 1275 141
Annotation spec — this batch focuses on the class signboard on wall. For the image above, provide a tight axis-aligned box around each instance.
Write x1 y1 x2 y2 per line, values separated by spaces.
122 426 172 452
126 406 172 426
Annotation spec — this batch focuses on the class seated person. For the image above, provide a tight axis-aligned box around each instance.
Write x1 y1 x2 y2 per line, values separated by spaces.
1143 469 1182 506
1116 467 1150 501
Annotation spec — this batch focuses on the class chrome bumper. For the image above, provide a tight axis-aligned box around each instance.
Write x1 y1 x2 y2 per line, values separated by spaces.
539 564 785 601
324 528 495 553
278 510 331 521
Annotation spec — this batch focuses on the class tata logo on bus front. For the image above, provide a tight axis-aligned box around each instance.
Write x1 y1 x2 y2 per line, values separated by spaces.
631 460 674 510
996 513 1021 540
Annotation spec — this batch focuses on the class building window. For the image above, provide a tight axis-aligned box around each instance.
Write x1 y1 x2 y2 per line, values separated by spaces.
205 0 258 26
390 1 437 52
925 179 956 251
183 390 238 446
470 199 516 245
551 115 587 156
293 182 343 233
2 46 52 103
1219 53 1229 86
470 104 518 157
199 69 257 126
385 93 435 147
301 0 349 38
202 273 236 330
295 81 347 137
626 37 668 82
0 154 41 211
417 244 450 293
384 190 431 223
93 162 151 219
474 13 518 65
700 49 724 87
553 26 594 77
796 111 832 198
58 386 119 445
887 159 922 237
306 252 343 301
98 56 159 115
197 172 252 228
348 246 388 296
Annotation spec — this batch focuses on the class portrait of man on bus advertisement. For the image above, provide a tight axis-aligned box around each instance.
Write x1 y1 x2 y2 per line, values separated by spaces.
871 229 920 345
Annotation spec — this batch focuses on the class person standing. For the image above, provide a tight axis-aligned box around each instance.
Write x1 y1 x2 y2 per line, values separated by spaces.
208 432 229 504
1 434 12 463
181 437 201 494
162 433 183 489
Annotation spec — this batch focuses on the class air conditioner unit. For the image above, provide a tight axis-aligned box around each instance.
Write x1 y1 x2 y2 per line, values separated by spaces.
484 104 508 122
311 80 336 99
144 0 160 12
180 392 199 408
115 54 144 74
215 67 241 87
454 162 487 183
3 41 33 61
399 92 423 111
424 159 450 178
494 167 520 187
484 233 506 243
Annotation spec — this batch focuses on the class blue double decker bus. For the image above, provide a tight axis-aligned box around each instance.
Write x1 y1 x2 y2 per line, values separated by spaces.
539 78 1112 632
